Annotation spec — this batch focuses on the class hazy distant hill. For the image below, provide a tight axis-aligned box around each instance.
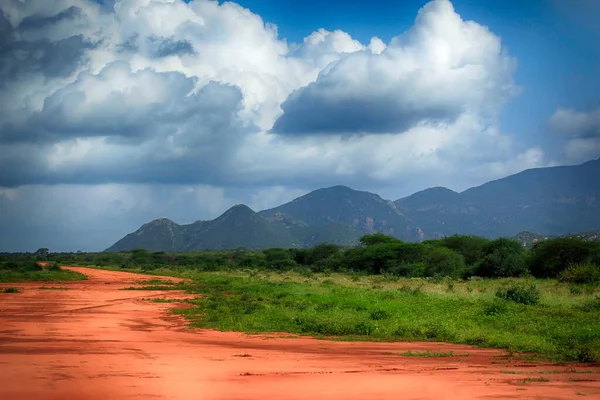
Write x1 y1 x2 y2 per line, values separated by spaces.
395 158 600 239
259 185 422 241
107 158 600 252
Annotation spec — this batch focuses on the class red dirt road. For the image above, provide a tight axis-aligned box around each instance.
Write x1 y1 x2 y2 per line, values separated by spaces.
1 267 599 400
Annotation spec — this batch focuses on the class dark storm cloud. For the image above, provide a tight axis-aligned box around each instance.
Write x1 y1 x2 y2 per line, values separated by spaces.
271 83 461 135
0 12 94 83
270 50 464 136
0 74 254 187
19 6 83 30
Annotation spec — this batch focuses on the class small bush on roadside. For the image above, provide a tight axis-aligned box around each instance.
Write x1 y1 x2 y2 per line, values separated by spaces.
495 284 540 305
47 262 61 271
558 261 600 284
2 287 20 293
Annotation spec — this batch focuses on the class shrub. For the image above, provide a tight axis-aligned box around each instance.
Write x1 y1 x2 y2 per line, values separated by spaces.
474 238 527 278
483 299 509 316
2 287 20 293
307 243 342 264
528 238 597 278
423 247 465 279
369 308 391 320
47 262 61 271
495 284 540 305
558 261 600 284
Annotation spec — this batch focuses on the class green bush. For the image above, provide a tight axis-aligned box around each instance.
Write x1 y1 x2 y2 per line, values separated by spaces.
528 238 597 278
423 247 465 279
47 262 61 271
0 261 43 272
558 261 600 284
495 284 540 305
474 238 527 278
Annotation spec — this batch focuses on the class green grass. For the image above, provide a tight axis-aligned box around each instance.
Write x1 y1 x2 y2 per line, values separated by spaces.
120 284 185 291
519 376 551 384
82 266 600 364
399 350 469 357
0 269 87 282
2 287 20 293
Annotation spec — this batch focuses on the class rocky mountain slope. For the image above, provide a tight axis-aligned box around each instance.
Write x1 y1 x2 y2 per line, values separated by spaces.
107 158 600 252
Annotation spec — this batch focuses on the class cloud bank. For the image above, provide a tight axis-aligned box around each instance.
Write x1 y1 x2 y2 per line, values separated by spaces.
0 0 580 251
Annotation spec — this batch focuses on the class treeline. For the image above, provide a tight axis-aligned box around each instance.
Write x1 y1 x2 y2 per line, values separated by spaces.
2 234 600 282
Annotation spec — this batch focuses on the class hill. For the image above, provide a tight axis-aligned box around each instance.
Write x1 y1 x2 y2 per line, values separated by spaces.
107 158 600 252
106 205 301 252
395 158 600 239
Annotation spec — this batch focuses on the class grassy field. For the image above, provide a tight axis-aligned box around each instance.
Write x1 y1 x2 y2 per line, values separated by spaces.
91 266 600 364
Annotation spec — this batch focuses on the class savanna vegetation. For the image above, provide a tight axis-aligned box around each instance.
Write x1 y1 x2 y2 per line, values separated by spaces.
0 259 87 282
2 234 600 363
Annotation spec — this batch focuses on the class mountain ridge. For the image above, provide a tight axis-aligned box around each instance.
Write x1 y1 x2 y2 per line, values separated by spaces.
106 158 600 252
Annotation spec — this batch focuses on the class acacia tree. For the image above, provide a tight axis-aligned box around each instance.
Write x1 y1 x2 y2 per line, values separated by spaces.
34 248 49 261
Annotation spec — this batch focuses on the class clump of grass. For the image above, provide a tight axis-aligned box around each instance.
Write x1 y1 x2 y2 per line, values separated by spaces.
134 279 175 285
400 350 470 357
495 284 540 305
519 376 550 384
121 285 184 291
232 353 252 358
2 287 20 293
570 285 583 295
369 308 391 320
579 297 600 312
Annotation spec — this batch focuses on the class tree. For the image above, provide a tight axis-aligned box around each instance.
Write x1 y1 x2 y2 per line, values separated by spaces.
34 248 49 261
359 234 402 246
436 235 490 266
423 247 465 279
474 238 527 278
528 238 598 278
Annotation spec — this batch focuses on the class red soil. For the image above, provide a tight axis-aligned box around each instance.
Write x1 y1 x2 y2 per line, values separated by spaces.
1 266 599 400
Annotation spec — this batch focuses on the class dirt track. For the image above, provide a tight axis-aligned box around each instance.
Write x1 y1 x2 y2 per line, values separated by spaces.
1 267 599 400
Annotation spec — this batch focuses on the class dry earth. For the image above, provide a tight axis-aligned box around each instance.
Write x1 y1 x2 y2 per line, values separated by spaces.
1 266 599 400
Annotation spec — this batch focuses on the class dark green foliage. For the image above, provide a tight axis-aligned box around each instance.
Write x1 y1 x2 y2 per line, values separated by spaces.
434 235 490 266
495 284 540 305
0 261 43 272
474 238 527 278
0 260 86 282
423 247 465 279
558 262 600 284
263 248 296 270
2 287 20 293
528 238 599 278
2 235 597 280
47 262 61 271
359 234 402 246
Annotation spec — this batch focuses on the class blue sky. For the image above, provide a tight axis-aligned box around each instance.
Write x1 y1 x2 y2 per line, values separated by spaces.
1 0 599 251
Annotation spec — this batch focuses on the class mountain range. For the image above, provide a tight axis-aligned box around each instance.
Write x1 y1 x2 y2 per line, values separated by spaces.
106 158 600 252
